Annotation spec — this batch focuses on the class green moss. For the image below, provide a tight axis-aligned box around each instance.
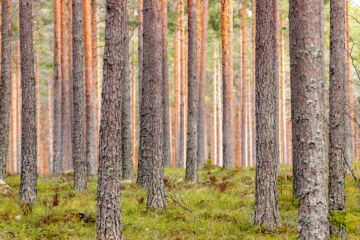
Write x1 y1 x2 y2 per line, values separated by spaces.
0 166 359 239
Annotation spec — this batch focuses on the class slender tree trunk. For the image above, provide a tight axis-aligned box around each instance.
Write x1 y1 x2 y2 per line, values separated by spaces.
185 0 198 181
289 0 329 239
174 30 180 168
10 43 18 174
329 0 347 238
68 0 73 170
346 0 353 169
250 0 256 167
83 0 96 176
137 0 143 170
131 50 137 167
177 0 185 169
161 0 171 168
254 0 280 229
213 49 218 165
96 1 126 238
53 0 62 175
16 41 21 174
120 3 133 180
19 0 37 204
0 0 11 179
241 2 247 167
221 0 234 168
72 0 87 191
217 58 223 166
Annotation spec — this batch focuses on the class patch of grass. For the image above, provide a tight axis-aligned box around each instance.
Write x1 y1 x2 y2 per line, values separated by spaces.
0 166 359 239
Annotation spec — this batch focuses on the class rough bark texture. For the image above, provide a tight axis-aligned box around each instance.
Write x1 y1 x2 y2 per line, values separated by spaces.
120 2 133 180
96 0 125 238
0 0 11 180
83 0 96 177
185 0 198 181
254 0 280 229
289 0 329 239
53 0 62 175
161 0 171 168
221 0 234 168
197 0 208 167
241 2 247 167
329 0 347 238
138 0 166 209
19 0 38 204
137 0 143 154
72 0 87 191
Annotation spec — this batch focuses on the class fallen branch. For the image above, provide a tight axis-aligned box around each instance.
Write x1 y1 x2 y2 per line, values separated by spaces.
166 194 192 213
344 159 360 192
0 231 16 238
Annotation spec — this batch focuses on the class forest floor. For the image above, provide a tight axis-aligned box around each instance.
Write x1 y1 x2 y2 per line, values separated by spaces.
0 164 360 240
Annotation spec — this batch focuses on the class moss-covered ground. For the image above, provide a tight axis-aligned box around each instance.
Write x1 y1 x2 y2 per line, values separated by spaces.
0 165 359 239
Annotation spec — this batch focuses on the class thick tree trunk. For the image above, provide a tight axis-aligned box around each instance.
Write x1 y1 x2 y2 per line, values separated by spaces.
72 0 87 191
53 0 62 175
254 0 280 229
185 0 198 181
241 2 247 167
96 1 126 238
329 0 347 238
138 0 166 209
221 0 234 168
289 0 329 239
120 3 133 180
83 0 96 177
161 0 171 168
0 0 11 179
19 0 38 204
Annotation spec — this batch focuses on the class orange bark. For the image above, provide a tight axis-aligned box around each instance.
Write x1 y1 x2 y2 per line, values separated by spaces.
16 40 21 173
213 49 218 165
173 30 180 168
241 2 247 167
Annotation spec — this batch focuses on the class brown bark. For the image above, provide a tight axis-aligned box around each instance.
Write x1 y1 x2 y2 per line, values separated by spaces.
185 0 199 181
83 0 96 176
241 2 247 167
213 49 218 165
137 0 143 170
96 1 126 238
68 0 73 170
251 0 256 167
289 0 329 238
53 0 62 174
254 0 280 229
329 0 347 237
19 0 38 204
173 30 180 168
16 41 21 174
0 0 11 179
72 0 87 191
221 0 234 168
10 46 18 174
131 51 137 167
34 0 40 174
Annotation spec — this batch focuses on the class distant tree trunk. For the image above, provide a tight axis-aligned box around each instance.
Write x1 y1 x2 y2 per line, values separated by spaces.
72 0 87 191
137 0 143 169
177 0 185 169
120 3 133 180
254 0 280 229
68 0 73 170
173 30 180 168
0 0 11 179
221 0 234 168
19 0 38 204
289 0 329 239
213 50 218 165
216 58 223 166
329 0 347 238
16 42 21 174
251 0 256 167
10 44 18 175
138 0 166 209
83 0 96 177
197 0 208 167
53 0 62 175
131 51 137 167
185 0 198 181
96 0 125 238
241 2 247 167
161 0 171 168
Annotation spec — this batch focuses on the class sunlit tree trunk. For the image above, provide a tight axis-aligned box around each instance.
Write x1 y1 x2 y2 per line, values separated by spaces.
279 14 286 165
173 30 180 168
254 0 280 229
251 0 256 166
68 0 73 170
19 0 37 204
289 0 329 238
83 0 96 176
10 48 18 175
16 41 21 174
0 0 11 179
213 49 218 165
137 0 143 170
241 2 247 167
96 1 125 238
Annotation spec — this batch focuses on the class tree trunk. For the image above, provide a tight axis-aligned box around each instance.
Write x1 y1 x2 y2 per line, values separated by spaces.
173 30 180 168
289 0 329 239
120 4 133 180
83 0 96 177
96 1 126 238
329 0 347 238
251 0 256 167
72 0 87 191
53 0 62 175
137 0 143 170
68 0 73 170
161 0 171 168
138 0 166 209
0 0 11 179
221 0 234 168
131 51 137 167
19 0 38 204
254 0 280 229
241 2 247 167
185 0 198 181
